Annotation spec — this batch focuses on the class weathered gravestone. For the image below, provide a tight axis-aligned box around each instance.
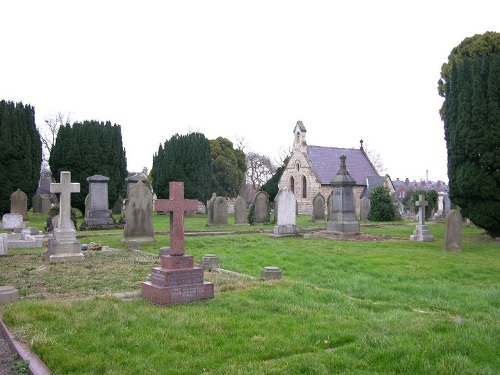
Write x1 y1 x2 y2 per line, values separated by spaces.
213 196 228 226
271 188 299 237
233 195 248 225
253 191 270 224
327 191 333 221
410 195 434 242
32 194 43 214
122 181 156 246
45 171 83 262
1 213 24 230
311 193 326 222
10 189 28 221
0 233 8 255
142 181 214 305
326 155 360 233
360 196 371 221
206 193 216 226
444 209 462 252
126 173 148 195
82 175 119 229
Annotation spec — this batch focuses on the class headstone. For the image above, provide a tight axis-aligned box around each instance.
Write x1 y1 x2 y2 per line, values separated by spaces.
142 182 214 305
10 189 29 221
45 171 84 262
126 173 148 195
0 286 19 304
122 181 156 245
327 191 333 221
213 196 228 226
271 188 299 237
0 234 8 255
1 213 24 230
360 196 371 221
32 194 44 214
326 154 360 233
82 175 118 228
253 191 270 224
233 195 248 225
206 193 216 226
41 195 52 214
311 193 326 222
444 209 462 252
410 195 434 242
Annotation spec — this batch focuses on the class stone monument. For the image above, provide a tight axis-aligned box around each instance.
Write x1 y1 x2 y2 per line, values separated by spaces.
1 213 24 230
206 193 216 226
326 154 360 233
45 171 84 262
122 181 156 245
444 209 462 251
253 191 270 224
271 188 299 237
142 182 214 305
10 189 28 221
213 196 228 226
410 195 434 242
360 196 371 221
0 233 7 255
82 175 119 229
311 193 326 222
233 195 248 225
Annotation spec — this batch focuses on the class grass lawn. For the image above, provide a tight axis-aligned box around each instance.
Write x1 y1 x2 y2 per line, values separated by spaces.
1 214 499 374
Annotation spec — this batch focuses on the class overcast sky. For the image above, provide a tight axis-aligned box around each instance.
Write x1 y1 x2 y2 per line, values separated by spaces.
2 1 498 184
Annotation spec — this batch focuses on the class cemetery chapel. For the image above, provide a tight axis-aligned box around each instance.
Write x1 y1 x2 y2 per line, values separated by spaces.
278 121 393 215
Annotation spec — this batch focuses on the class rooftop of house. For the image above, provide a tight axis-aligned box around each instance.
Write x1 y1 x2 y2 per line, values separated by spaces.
392 177 449 192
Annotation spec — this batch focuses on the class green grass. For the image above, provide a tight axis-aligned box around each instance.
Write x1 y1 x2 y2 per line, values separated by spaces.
1 217 499 374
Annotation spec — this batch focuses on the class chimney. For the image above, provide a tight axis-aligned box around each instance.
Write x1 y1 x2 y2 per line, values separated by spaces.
405 178 409 186
426 170 428 184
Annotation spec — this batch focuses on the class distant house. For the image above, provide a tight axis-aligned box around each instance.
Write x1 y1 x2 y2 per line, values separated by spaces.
278 121 394 215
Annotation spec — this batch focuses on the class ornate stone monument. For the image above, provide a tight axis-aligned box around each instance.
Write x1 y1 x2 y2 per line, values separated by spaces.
410 195 434 242
45 171 84 262
142 182 214 305
82 175 119 229
326 154 360 233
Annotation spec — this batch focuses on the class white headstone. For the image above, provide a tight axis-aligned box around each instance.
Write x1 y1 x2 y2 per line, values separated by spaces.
1 213 24 230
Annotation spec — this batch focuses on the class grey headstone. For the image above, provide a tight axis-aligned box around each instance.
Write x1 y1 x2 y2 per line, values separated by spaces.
444 209 462 252
360 196 371 221
234 196 248 225
253 191 270 224
2 213 24 230
202 254 220 271
122 181 156 245
206 193 216 226
213 197 228 226
261 266 282 280
271 188 298 237
41 195 52 213
10 189 28 221
311 193 326 221
84 175 116 227
126 173 148 195
32 194 43 214
0 234 8 255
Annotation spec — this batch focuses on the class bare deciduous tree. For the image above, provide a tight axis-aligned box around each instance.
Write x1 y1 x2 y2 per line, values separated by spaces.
246 151 277 189
39 112 72 161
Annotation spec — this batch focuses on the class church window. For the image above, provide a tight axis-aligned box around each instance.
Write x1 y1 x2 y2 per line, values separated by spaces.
296 162 300 171
302 176 307 198
290 176 295 193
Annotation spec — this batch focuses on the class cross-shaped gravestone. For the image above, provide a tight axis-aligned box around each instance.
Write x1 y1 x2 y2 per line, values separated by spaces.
153 182 198 256
51 171 80 231
415 194 428 225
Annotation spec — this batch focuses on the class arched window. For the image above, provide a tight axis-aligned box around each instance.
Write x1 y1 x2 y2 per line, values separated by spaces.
302 176 307 198
296 162 300 171
290 176 295 193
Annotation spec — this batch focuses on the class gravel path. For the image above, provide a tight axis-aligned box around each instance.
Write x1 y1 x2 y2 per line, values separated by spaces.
0 331 17 375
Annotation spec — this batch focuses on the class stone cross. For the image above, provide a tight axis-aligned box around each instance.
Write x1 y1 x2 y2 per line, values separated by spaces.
50 171 80 231
415 194 428 225
153 182 198 256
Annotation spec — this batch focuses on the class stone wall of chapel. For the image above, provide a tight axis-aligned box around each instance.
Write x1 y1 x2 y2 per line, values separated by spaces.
319 185 364 217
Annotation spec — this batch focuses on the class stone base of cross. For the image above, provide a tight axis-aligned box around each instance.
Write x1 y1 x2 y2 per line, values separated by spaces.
142 182 214 305
410 195 434 242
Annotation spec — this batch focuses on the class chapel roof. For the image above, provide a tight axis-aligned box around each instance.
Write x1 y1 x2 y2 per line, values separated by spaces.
307 145 379 186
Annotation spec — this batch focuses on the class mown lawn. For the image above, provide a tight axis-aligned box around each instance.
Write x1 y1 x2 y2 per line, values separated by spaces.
1 216 499 374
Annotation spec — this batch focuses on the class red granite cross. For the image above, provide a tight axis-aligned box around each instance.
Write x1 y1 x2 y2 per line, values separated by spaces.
153 182 198 256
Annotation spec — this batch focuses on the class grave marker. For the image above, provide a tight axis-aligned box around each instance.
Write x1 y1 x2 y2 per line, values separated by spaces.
410 195 434 242
444 209 462 251
142 182 214 305
10 189 28 221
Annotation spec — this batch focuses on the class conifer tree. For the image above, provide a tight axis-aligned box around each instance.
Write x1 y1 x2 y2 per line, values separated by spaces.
0 100 42 214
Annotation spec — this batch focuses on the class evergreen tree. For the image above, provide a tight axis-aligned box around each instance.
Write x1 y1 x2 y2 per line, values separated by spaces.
0 100 42 214
368 185 397 221
209 137 246 198
260 157 290 202
438 32 500 236
151 132 212 203
412 190 438 221
49 120 127 212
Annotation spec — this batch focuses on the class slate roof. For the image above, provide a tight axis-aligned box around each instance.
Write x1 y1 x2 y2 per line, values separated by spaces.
307 145 379 186
361 176 387 198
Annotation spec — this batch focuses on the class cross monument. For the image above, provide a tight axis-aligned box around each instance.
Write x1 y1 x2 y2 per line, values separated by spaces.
142 182 214 305
51 171 80 231
415 194 428 225
410 194 434 242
